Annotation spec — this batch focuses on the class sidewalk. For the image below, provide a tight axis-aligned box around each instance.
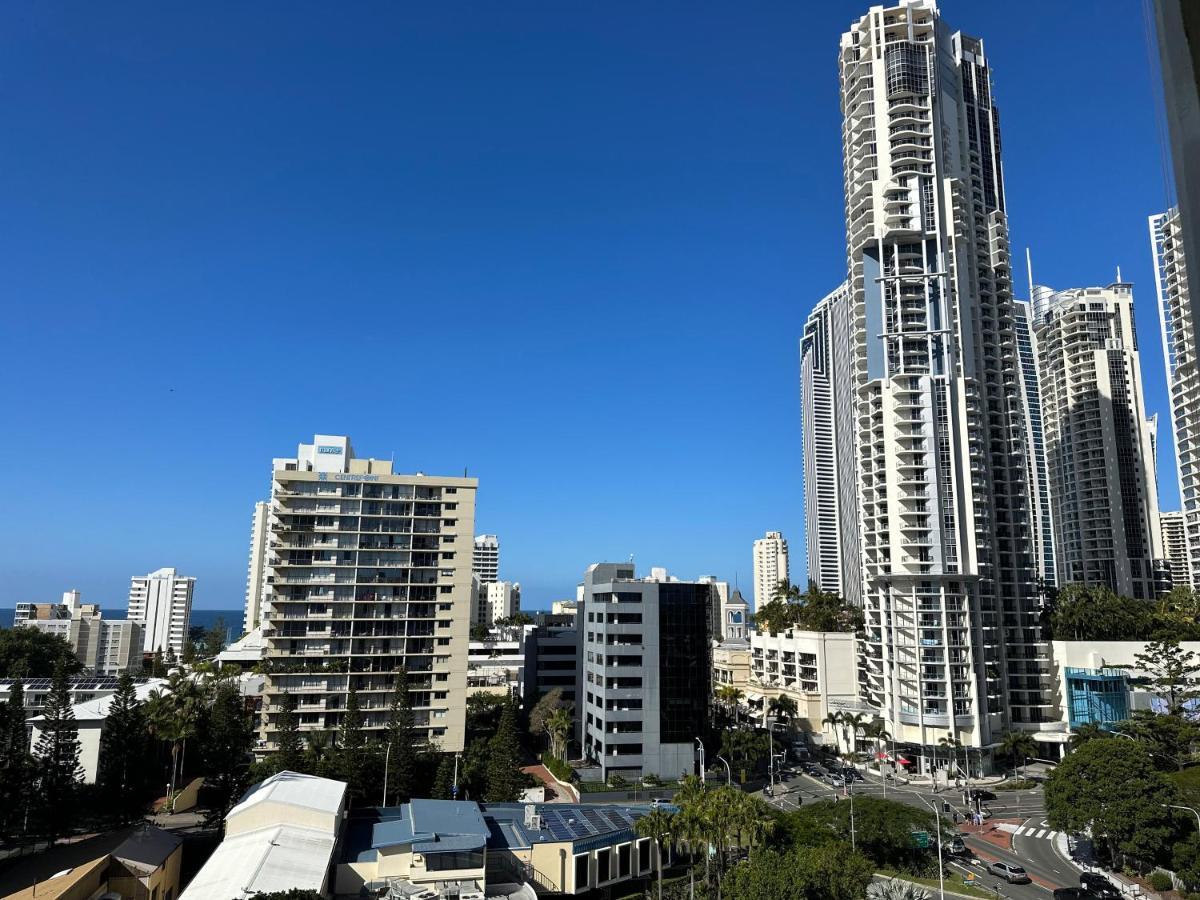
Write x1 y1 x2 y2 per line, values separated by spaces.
522 764 578 803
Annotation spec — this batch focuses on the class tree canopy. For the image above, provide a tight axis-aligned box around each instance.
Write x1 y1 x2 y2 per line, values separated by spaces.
722 843 874 900
0 628 82 678
1047 583 1200 641
753 582 862 635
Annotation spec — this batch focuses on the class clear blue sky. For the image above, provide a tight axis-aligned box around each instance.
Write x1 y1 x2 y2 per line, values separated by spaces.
0 1 1177 610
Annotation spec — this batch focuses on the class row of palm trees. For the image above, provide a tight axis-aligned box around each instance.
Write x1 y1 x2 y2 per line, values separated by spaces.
634 775 776 900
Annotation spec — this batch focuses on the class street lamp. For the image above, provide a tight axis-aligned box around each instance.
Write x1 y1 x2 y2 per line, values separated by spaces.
695 737 706 785
896 790 946 900
715 754 733 786
1166 803 1200 831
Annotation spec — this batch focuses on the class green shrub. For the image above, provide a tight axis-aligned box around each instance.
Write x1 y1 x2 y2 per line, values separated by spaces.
542 754 576 784
1149 871 1174 892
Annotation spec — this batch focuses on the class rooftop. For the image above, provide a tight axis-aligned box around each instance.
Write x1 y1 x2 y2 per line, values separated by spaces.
28 679 166 723
228 770 346 822
178 824 336 900
112 824 182 871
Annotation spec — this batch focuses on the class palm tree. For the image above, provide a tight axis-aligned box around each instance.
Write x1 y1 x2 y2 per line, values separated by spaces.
822 710 845 755
546 707 572 760
716 685 745 723
771 579 803 604
863 721 892 771
635 807 675 900
144 673 205 806
868 880 932 900
938 735 964 781
767 694 798 724
998 730 1038 774
841 712 868 759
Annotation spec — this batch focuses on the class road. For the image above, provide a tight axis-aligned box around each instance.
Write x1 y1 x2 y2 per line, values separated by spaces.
752 768 1077 899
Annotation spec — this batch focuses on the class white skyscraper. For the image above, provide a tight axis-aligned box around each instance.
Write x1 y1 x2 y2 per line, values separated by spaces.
1161 511 1191 589
841 1 1048 758
752 531 790 611
1035 283 1166 599
243 500 270 634
1013 300 1056 588
473 534 500 582
258 435 478 752
1152 208 1200 587
472 580 521 626
127 567 194 658
800 282 862 608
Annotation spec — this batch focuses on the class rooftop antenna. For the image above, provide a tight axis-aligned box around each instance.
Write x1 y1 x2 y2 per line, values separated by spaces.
1025 247 1035 302
1117 264 1123 283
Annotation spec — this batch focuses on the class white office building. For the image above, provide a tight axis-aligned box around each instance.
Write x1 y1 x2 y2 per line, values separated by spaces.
128 568 194 659
1153 208 1200 587
801 283 862 608
1034 283 1166 599
1013 299 1057 589
243 500 271 633
840 1 1049 756
752 531 790 612
258 435 478 752
473 534 500 582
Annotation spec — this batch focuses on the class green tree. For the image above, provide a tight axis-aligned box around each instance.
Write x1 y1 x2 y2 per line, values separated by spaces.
336 681 368 802
205 617 229 658
794 582 863 633
635 807 676 900
720 728 768 782
181 637 196 664
529 687 565 748
998 730 1038 772
767 694 798 724
272 692 302 773
199 679 253 813
33 660 83 833
384 670 418 804
1068 722 1111 750
97 671 151 821
485 697 525 801
1132 639 1200 715
150 648 167 678
1117 710 1199 771
1048 583 1158 641
145 671 205 804
545 707 572 760
723 842 873 900
432 754 455 799
1045 737 1177 867
775 797 939 872
0 628 81 678
0 678 33 838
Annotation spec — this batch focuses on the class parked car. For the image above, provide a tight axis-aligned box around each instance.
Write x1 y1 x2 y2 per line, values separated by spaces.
987 863 1031 884
1079 873 1121 898
844 769 864 783
802 762 825 777
945 837 967 856
1054 889 1101 900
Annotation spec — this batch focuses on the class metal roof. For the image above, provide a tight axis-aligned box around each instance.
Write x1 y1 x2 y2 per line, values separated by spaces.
178 824 335 900
227 770 346 821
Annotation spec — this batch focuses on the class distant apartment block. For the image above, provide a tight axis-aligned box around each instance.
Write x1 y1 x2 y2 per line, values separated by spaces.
243 500 271 633
530 610 578 703
1162 511 1191 589
751 531 789 612
800 282 862 607
17 591 143 675
473 580 521 626
1153 208 1200 588
1034 283 1166 599
473 534 500 582
258 435 477 752
128 567 194 658
577 563 713 780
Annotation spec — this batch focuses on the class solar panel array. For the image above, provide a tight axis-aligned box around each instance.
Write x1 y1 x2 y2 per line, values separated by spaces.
538 806 638 842
0 676 150 690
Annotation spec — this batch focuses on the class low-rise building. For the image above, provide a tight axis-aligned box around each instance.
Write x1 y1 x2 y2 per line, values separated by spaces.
338 799 668 898
747 629 858 741
27 678 167 783
530 614 578 704
0 675 149 714
179 771 347 900
467 626 535 704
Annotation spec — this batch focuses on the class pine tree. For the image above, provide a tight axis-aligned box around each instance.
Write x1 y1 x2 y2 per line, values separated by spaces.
385 669 417 804
201 680 254 814
485 697 524 802
98 671 149 822
0 678 32 837
337 681 367 801
34 660 83 834
432 754 455 800
150 648 166 677
275 692 302 773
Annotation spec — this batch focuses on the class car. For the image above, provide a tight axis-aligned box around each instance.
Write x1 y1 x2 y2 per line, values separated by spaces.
1079 873 1121 898
945 837 967 856
967 788 996 802
986 862 1031 884
827 774 845 788
844 769 864 782
1054 890 1101 900
802 763 824 777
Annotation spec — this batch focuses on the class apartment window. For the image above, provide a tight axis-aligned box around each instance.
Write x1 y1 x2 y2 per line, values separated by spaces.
440 586 453 593
441 552 455 560
442 519 456 527
446 487 457 493
437 638 450 646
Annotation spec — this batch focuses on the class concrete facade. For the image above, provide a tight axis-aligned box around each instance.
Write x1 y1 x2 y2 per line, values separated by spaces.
128 567 194 658
17 592 143 675
257 435 477 753
747 629 859 740
751 531 789 612
243 500 270 633
1014 299 1058 589
473 534 500 582
576 564 713 780
1034 284 1166 599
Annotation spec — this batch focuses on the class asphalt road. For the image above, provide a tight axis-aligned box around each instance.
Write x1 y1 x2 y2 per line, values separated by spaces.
754 769 1073 899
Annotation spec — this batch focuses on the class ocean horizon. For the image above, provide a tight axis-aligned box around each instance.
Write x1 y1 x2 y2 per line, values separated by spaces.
0 606 244 637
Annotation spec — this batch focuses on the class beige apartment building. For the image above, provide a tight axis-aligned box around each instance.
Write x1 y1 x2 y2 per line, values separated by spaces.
258 435 478 753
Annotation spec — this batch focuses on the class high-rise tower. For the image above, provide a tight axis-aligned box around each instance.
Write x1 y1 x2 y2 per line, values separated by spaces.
800 282 862 608
1034 283 1166 599
841 0 1049 755
1152 208 1199 587
1012 300 1056 589
752 531 790 611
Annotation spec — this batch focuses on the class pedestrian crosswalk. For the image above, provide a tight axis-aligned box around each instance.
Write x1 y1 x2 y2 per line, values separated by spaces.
1002 824 1060 840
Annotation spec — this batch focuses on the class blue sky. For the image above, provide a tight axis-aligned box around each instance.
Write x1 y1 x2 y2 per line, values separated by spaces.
0 1 1177 610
